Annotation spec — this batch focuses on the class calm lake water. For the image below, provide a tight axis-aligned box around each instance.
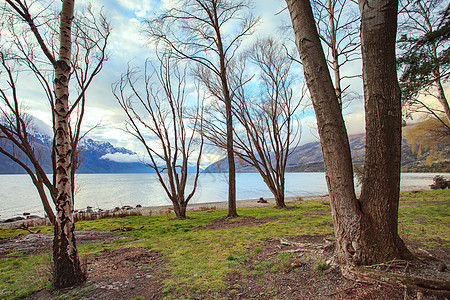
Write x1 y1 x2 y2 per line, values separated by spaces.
0 172 446 219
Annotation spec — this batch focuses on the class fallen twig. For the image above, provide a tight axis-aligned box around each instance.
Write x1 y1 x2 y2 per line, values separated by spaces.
111 225 144 232
18 224 41 234
324 282 361 297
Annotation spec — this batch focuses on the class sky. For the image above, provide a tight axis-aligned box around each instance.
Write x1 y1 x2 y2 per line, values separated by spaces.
1 0 367 167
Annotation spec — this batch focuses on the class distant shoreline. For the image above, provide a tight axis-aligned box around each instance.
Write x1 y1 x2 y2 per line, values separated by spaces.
141 195 329 215
0 195 328 229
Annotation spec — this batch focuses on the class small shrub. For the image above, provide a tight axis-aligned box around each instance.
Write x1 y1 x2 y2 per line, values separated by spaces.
314 260 328 275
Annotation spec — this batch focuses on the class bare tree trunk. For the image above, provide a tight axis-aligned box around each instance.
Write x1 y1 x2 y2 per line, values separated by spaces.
172 198 188 219
275 188 286 208
328 0 342 108
217 29 237 218
431 43 450 122
34 178 56 225
286 0 410 265
52 0 85 288
179 201 188 219
226 100 238 218
357 0 410 262
286 0 360 264
417 0 450 123
263 176 287 208
436 80 450 122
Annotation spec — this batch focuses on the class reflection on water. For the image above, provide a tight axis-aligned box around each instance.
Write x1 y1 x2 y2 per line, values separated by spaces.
0 172 446 219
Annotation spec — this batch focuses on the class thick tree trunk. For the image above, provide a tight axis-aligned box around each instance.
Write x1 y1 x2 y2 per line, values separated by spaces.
274 188 286 208
261 174 287 208
172 199 188 219
286 0 410 265
52 0 85 288
286 0 360 265
357 0 410 262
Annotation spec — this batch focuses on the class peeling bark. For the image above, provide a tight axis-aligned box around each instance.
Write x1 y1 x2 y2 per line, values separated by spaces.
52 0 85 288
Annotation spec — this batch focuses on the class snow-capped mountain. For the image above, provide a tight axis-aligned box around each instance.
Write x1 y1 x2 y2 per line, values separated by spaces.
0 124 203 174
0 129 152 174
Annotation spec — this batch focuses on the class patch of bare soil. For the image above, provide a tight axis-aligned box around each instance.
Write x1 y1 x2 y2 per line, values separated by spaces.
84 247 166 299
222 235 450 299
31 247 167 300
2 231 168 299
0 230 127 259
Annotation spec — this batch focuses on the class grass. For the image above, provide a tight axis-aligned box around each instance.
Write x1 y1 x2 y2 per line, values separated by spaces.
0 189 448 299
0 253 50 299
398 190 450 248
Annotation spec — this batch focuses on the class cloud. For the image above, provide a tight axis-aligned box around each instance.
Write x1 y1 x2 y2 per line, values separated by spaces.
100 152 142 163
343 109 365 135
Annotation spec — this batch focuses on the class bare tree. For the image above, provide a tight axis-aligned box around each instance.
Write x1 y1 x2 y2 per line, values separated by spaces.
202 38 302 208
0 0 110 287
398 0 449 124
285 0 411 266
146 0 259 218
311 0 361 108
113 51 204 219
398 0 450 161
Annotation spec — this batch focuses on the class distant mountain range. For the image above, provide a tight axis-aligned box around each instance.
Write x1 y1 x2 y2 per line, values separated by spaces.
0 132 153 174
2 125 448 174
1 118 207 174
203 133 450 173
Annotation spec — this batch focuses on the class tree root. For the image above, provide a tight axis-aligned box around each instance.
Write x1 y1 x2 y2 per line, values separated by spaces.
278 237 334 253
341 264 450 299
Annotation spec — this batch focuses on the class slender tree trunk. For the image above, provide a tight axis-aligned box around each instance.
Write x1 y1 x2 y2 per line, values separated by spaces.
212 8 237 218
328 0 342 108
436 80 450 122
219 53 237 218
52 0 85 288
286 0 410 265
417 0 450 123
33 178 56 225
225 96 238 217
357 0 410 262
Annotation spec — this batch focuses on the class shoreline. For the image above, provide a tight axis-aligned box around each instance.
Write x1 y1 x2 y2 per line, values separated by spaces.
0 195 329 229
141 195 329 215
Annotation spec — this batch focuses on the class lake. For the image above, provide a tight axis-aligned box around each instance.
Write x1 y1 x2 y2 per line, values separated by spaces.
0 172 445 219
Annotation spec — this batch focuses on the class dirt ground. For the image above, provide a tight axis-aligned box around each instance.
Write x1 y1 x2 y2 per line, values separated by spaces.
1 221 449 299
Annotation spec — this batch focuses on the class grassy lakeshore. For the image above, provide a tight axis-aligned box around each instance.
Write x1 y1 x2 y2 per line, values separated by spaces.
0 189 448 299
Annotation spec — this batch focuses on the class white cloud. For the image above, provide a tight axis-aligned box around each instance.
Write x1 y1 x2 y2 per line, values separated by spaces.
116 0 153 19
343 110 365 136
100 152 142 163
